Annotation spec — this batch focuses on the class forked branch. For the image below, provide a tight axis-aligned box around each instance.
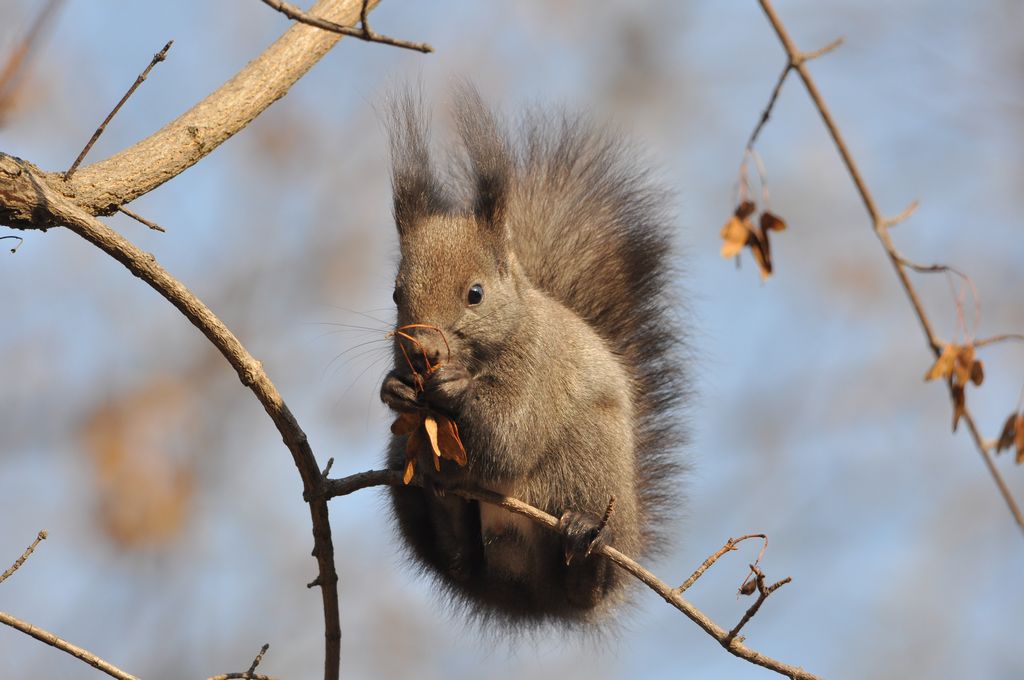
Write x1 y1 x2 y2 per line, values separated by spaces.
324 469 820 680
260 0 433 53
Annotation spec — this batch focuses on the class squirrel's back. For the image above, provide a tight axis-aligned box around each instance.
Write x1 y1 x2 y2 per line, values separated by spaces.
455 92 689 550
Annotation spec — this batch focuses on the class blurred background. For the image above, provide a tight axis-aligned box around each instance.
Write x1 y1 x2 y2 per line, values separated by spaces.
2 1 1023 678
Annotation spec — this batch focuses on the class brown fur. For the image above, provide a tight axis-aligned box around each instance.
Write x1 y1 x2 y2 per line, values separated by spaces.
380 86 688 629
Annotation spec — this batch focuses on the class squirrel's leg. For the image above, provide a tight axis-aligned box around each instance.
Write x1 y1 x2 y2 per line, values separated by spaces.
422 476 481 583
390 477 481 584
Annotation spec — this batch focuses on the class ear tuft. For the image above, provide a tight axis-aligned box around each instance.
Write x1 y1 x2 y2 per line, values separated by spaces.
386 87 449 235
452 84 512 232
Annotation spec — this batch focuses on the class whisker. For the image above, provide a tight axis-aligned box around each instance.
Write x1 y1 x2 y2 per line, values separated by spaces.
324 341 391 378
317 303 394 327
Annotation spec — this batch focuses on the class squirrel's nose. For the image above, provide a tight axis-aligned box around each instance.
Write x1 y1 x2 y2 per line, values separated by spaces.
403 327 448 374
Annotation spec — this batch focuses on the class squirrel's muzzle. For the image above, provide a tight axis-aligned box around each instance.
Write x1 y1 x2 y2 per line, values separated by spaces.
393 323 451 376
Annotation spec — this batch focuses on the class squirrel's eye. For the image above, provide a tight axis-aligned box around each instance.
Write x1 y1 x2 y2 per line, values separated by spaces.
392 288 400 304
467 283 484 306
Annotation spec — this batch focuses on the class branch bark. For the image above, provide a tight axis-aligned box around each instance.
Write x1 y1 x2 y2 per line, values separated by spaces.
0 611 140 680
324 469 822 680
0 2 405 678
52 0 380 217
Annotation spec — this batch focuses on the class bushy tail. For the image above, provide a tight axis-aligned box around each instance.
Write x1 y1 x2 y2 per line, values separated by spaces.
453 90 690 550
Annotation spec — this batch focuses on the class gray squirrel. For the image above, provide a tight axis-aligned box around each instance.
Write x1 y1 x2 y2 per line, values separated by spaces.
380 87 687 626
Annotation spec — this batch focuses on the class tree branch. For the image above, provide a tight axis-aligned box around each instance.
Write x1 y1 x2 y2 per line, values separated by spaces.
324 469 821 680
260 0 433 53
64 40 173 180
755 0 1024 534
52 0 384 216
0 612 140 680
0 530 47 584
207 642 275 680
0 155 342 678
0 2 439 677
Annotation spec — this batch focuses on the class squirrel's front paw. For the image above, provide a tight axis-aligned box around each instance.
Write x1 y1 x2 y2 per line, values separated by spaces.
380 370 421 412
423 363 473 415
558 510 609 566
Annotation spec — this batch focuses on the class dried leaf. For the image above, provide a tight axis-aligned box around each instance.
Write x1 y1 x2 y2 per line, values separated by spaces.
1015 414 1024 465
436 415 468 466
969 359 984 386
423 414 441 459
749 232 773 281
738 577 757 596
924 344 957 382
735 200 756 220
760 211 786 232
996 413 1018 452
402 424 425 483
391 411 421 436
951 383 966 432
395 411 468 483
952 345 975 386
720 215 750 258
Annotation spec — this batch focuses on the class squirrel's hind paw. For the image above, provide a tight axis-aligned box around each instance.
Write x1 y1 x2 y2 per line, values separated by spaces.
558 510 609 566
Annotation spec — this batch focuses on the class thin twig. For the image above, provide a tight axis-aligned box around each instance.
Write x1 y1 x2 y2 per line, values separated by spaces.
975 334 1024 348
206 643 275 680
880 199 919 228
674 534 767 595
745 37 842 152
247 643 270 675
323 469 819 680
117 206 166 233
586 496 617 558
259 0 433 53
756 0 1024 534
0 530 47 584
725 565 792 645
795 37 844 65
893 255 965 276
0 0 65 120
0 611 140 680
64 40 173 180
746 64 791 151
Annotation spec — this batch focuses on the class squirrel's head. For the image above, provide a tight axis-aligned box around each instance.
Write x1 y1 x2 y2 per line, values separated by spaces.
387 86 525 376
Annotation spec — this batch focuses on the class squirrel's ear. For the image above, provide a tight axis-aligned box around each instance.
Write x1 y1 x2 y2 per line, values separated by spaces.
387 88 448 236
453 85 512 236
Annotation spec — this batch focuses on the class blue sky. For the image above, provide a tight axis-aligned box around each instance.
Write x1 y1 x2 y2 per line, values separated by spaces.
2 1 1023 678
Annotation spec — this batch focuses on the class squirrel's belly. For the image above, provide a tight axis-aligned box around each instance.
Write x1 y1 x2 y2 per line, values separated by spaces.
478 482 538 579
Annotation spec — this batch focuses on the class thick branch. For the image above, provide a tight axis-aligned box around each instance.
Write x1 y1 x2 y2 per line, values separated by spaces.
324 469 821 680
54 0 380 216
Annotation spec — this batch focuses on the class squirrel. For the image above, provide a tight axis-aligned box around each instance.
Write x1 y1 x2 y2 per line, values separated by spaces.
379 87 687 627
